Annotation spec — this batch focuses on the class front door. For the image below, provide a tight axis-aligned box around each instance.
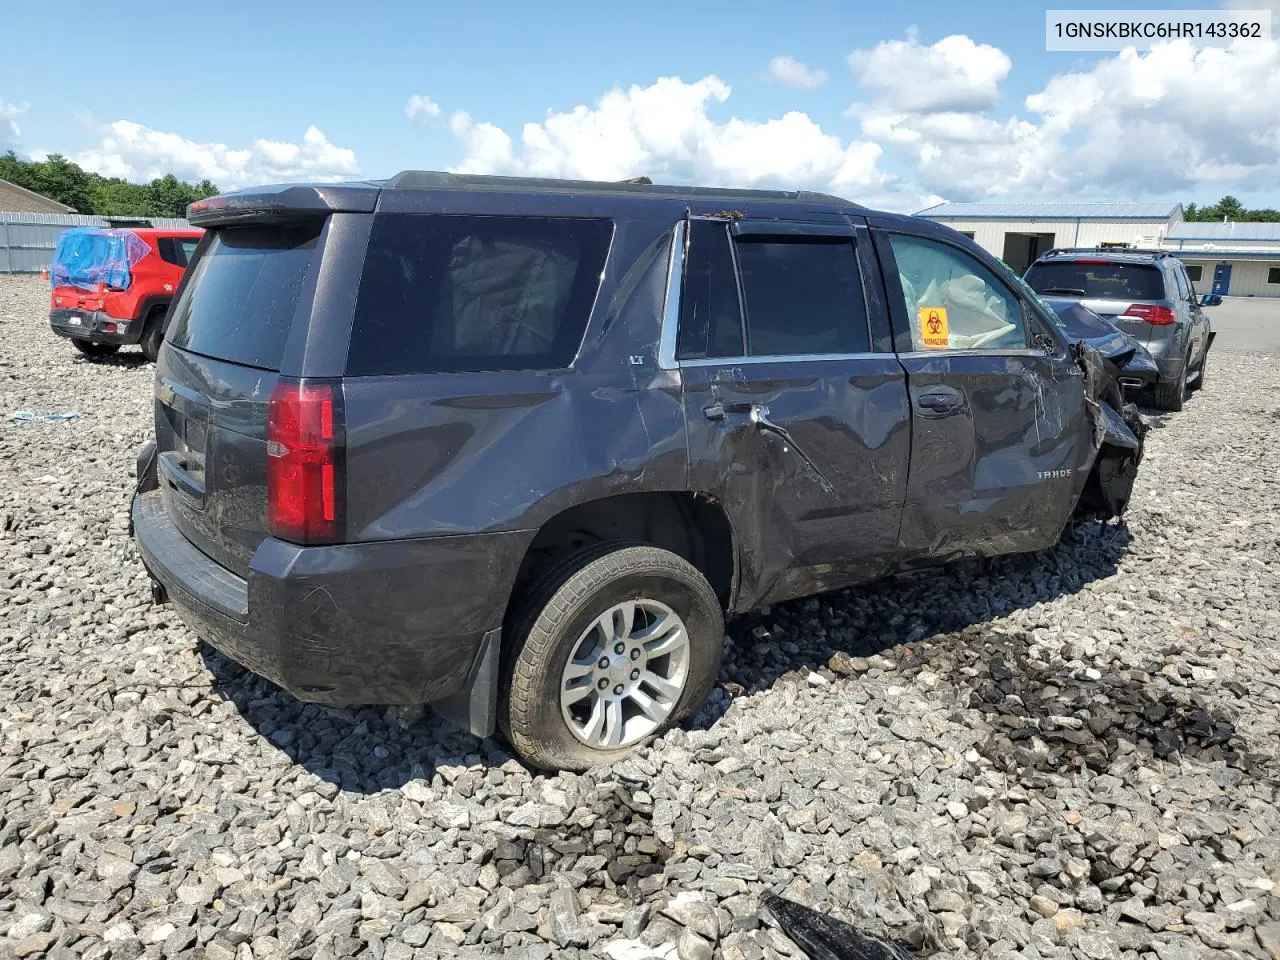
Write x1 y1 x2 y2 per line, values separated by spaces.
675 216 911 609
1212 263 1232 296
870 223 1095 560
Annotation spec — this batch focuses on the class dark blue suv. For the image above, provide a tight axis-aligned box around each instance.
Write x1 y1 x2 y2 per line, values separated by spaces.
132 172 1144 770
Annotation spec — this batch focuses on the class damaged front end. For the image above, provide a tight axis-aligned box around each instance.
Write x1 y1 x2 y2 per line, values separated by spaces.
1071 342 1148 523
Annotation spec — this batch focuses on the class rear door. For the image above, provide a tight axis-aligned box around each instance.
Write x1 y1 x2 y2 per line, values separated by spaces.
676 216 911 608
156 220 327 577
873 224 1094 560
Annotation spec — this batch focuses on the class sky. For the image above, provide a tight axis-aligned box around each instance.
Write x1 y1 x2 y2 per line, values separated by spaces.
1 0 1278 213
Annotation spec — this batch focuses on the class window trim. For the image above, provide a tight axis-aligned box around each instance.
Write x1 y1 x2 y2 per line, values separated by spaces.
668 217 876 365
874 227 1040 356
344 212 613 377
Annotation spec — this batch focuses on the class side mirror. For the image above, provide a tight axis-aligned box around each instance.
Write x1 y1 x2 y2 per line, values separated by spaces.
1199 293 1221 307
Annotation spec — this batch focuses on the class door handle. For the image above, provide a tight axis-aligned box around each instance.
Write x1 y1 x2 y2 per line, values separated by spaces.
702 400 755 421
915 390 964 415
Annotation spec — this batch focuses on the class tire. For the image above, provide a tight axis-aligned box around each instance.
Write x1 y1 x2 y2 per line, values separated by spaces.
1152 355 1188 412
1188 349 1207 392
141 313 164 362
72 340 120 359
501 542 724 771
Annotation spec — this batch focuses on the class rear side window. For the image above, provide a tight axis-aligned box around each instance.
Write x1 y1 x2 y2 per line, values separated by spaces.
1024 261 1164 300
166 223 320 371
346 215 612 376
736 239 870 356
677 220 745 359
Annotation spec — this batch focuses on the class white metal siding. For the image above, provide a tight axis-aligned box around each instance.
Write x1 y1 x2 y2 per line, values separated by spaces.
0 211 193 273
1180 258 1280 298
927 217 1173 262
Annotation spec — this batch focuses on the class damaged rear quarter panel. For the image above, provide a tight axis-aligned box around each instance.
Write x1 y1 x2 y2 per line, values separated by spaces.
340 213 689 549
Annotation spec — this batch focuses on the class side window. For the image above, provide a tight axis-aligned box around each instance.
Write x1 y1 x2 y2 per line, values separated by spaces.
677 220 745 360
157 238 181 266
347 214 613 375
1171 265 1189 301
734 238 870 356
885 233 1027 352
178 239 199 266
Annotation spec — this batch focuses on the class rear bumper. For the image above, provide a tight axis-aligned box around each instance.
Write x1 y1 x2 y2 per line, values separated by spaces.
50 308 141 345
132 490 531 709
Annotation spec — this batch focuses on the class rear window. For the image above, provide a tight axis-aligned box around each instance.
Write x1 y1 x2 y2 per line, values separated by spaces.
736 238 870 356
346 214 613 376
166 223 320 371
1024 260 1165 301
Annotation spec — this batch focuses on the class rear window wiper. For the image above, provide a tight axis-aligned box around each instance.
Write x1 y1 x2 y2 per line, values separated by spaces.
1039 287 1087 296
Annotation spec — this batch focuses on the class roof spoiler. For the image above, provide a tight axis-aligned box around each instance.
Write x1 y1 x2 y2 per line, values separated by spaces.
187 182 382 226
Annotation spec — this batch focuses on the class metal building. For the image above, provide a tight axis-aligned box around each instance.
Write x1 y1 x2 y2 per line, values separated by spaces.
1163 221 1280 299
915 201 1184 274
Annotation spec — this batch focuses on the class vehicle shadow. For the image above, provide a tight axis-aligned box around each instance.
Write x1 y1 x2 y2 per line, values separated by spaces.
199 643 510 793
690 520 1133 729
200 520 1131 792
73 352 150 369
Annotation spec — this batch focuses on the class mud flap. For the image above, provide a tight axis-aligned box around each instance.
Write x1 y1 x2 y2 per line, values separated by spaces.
128 441 159 538
434 627 501 740
1072 344 1148 523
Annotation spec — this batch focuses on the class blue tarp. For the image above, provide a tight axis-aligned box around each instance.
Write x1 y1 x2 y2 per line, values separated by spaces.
49 228 150 292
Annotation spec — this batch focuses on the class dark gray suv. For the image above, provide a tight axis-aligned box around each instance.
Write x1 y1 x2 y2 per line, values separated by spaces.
1024 249 1214 411
132 172 1144 770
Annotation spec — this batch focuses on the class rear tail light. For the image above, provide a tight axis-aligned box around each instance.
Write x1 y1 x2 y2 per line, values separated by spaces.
267 378 344 544
1123 303 1177 325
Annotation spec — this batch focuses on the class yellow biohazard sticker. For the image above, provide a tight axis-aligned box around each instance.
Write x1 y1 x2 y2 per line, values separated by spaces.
919 306 949 349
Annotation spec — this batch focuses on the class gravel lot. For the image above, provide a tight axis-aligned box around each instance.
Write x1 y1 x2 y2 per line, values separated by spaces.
2 272 1278 960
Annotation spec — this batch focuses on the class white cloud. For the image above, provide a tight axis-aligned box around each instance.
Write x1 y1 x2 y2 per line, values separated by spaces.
766 56 829 89
848 29 1011 113
405 94 441 122
71 121 360 189
1 99 28 151
848 30 1280 203
438 74 930 210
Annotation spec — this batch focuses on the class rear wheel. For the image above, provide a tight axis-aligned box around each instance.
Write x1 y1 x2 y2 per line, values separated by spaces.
141 308 167 362
501 542 724 771
1152 355 1188 412
72 340 120 359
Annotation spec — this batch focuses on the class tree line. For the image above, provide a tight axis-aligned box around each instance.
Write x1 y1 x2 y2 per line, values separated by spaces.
1183 196 1280 222
0 152 219 218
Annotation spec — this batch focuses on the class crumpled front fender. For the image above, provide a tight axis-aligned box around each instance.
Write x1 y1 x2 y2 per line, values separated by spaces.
1072 342 1148 521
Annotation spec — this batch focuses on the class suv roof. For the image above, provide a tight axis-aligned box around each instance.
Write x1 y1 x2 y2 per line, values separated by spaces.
380 170 856 205
187 171 864 225
1033 247 1183 266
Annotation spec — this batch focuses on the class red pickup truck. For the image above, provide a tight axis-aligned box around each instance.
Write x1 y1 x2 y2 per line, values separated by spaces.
49 226 203 361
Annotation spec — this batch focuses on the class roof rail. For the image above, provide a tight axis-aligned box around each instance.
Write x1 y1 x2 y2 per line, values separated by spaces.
1038 246 1175 260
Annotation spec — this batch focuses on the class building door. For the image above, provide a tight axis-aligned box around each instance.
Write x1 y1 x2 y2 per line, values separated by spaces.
1001 232 1056 274
1212 263 1232 296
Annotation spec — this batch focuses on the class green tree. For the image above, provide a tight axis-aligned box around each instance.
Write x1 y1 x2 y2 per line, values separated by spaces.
1184 195 1280 223
0 151 219 217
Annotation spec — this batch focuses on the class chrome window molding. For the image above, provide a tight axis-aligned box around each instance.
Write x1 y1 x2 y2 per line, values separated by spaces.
679 351 891 367
656 219 686 370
